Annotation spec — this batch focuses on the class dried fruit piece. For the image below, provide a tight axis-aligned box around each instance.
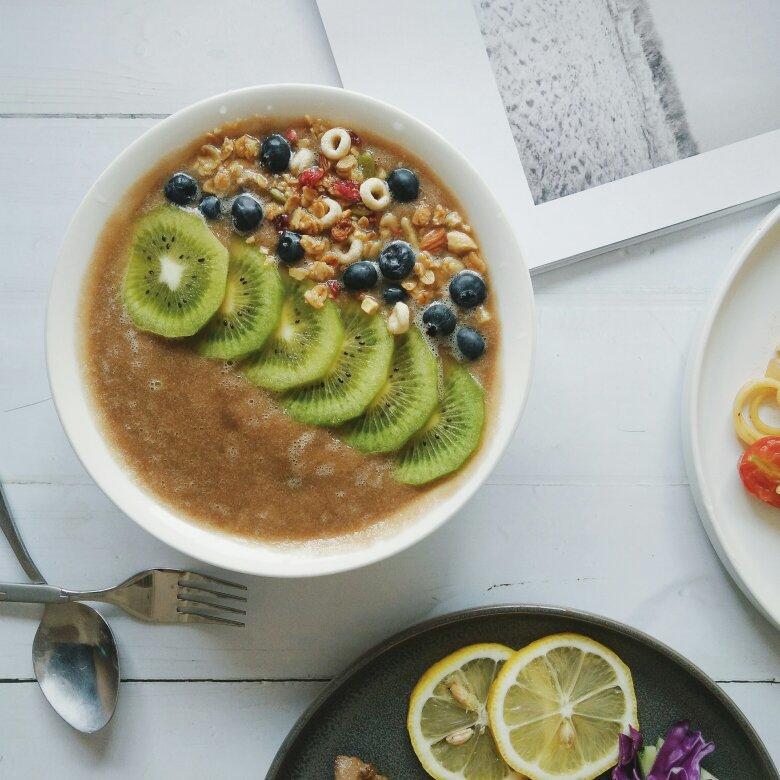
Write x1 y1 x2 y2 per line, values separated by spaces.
298 167 325 187
329 178 362 203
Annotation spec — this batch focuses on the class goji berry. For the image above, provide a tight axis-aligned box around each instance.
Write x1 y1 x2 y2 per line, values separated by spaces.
329 179 361 203
298 167 325 187
325 279 343 298
272 213 290 232
284 128 298 145
348 130 362 147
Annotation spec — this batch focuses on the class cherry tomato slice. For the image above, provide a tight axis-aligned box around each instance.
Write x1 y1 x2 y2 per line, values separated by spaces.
739 435 780 508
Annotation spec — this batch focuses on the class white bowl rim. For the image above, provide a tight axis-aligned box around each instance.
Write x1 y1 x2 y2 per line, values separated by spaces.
681 202 780 627
46 83 536 577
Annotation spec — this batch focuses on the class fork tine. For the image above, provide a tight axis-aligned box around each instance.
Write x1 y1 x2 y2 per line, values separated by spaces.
178 594 247 615
177 581 248 602
177 607 245 627
180 572 247 591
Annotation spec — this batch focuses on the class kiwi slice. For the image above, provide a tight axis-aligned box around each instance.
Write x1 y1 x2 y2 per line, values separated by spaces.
283 305 394 427
343 326 439 453
193 244 283 360
394 362 485 485
243 281 343 392
122 205 228 338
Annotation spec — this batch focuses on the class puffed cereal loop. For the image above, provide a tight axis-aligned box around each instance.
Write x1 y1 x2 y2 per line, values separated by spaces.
320 128 352 160
360 177 391 211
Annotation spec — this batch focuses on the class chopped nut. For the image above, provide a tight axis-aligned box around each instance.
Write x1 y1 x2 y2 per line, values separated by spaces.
288 266 309 281
445 727 474 746
412 203 433 227
263 202 283 221
220 137 235 160
309 261 336 282
304 284 329 309
300 186 318 207
357 215 371 230
443 256 465 275
284 193 301 213
360 295 379 315
413 288 433 305
419 228 447 253
335 153 357 174
401 279 417 292
379 212 399 232
330 218 354 243
432 204 448 226
362 239 382 259
386 301 410 334
400 216 418 248
464 250 487 273
310 199 328 219
290 207 320 234
420 270 436 286
444 210 463 228
300 235 328 256
446 230 478 254
233 134 260 160
203 165 232 196
193 151 221 177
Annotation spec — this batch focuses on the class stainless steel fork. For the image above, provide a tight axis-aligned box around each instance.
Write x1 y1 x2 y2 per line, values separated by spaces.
0 569 248 627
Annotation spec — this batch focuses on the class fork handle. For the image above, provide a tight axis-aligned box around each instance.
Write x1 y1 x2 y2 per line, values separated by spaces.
0 582 68 604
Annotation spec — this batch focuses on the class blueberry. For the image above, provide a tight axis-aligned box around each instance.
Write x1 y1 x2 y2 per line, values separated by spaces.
343 261 378 291
457 326 486 360
382 286 407 305
422 302 457 337
449 270 487 308
387 168 419 202
378 240 415 280
199 195 222 220
231 194 263 232
164 172 198 206
277 230 304 265
260 134 291 173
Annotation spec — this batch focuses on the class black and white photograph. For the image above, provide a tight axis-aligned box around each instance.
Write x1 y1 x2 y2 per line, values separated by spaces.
477 0 780 204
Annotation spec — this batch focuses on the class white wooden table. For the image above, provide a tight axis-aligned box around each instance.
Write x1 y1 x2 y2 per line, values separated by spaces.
0 1 777 775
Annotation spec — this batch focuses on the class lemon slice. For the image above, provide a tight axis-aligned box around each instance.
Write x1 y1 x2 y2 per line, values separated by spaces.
408 643 525 780
487 633 638 780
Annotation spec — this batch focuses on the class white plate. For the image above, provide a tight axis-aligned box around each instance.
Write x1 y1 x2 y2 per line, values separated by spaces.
683 203 780 628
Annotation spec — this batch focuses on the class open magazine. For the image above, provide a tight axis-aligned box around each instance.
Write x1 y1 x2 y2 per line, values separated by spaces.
318 0 780 272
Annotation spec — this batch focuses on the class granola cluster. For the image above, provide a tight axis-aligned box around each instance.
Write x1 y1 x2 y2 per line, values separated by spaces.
184 118 490 338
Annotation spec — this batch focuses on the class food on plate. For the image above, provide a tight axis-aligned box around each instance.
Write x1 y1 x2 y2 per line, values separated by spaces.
487 634 637 780
738 436 780 508
613 721 717 780
733 350 780 507
732 350 780 445
334 755 388 780
81 117 503 543
407 643 522 779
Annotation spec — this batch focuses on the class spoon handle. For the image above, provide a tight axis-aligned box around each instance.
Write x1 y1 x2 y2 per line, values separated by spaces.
0 582 67 604
0 483 46 584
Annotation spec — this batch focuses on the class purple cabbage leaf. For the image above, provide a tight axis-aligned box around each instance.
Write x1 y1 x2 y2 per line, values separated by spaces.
613 721 716 780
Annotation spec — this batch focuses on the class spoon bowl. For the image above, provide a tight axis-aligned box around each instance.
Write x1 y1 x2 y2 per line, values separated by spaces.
33 602 119 733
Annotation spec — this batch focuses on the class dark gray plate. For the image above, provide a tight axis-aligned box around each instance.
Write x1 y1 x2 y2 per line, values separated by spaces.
268 605 777 779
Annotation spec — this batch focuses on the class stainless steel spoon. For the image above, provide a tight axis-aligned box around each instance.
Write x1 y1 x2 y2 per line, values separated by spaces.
0 484 119 733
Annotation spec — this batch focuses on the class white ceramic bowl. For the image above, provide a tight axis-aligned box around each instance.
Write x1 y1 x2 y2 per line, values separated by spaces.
47 84 535 577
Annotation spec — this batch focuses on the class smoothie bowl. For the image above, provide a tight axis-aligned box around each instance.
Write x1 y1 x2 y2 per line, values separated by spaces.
47 85 534 576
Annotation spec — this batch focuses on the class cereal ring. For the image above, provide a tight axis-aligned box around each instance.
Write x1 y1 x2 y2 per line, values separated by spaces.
320 128 352 161
360 177 391 211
